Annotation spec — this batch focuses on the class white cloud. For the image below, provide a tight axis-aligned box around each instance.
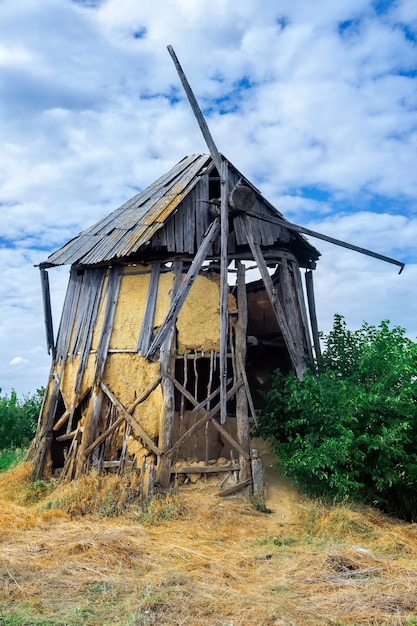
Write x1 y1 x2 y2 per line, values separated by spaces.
0 0 416 395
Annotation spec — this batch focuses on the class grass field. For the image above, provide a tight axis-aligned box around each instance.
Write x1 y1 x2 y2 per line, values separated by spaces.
1 461 417 626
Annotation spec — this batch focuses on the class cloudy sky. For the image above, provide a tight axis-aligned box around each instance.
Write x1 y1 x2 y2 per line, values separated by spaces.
1 0 416 396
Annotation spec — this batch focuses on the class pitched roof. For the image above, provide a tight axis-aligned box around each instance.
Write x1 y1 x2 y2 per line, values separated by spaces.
41 154 320 268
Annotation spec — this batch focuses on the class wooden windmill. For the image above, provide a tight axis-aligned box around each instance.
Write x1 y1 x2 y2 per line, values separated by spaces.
28 47 404 497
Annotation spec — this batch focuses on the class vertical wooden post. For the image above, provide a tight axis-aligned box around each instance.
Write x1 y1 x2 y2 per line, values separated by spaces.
40 268 55 358
235 261 251 483
219 160 229 424
156 261 183 489
305 269 322 361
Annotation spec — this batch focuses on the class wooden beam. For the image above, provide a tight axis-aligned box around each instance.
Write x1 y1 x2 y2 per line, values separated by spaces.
137 262 160 356
172 464 240 474
100 382 163 457
83 376 161 458
167 45 223 175
305 269 322 361
244 209 404 272
219 160 229 424
40 268 55 358
210 419 251 461
146 218 220 360
218 478 252 497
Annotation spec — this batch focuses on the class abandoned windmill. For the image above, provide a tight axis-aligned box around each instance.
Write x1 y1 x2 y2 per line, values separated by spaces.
28 47 404 497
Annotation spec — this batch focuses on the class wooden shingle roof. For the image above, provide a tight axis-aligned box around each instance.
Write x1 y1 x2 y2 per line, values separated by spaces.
41 154 320 268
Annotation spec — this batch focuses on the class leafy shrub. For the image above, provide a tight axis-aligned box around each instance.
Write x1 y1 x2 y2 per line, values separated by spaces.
255 315 417 521
0 388 44 451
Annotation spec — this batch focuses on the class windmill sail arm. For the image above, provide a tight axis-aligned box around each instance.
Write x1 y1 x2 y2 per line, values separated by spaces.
245 210 405 273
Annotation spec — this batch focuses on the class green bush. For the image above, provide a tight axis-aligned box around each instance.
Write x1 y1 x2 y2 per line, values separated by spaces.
255 315 417 521
0 388 44 451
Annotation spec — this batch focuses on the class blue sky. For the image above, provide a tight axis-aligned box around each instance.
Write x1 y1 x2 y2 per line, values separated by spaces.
0 0 416 395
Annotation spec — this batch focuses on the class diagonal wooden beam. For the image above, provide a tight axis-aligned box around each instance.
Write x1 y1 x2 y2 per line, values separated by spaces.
146 217 221 360
100 382 163 457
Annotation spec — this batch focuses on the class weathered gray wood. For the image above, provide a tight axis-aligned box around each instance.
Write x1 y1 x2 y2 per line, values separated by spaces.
167 45 223 175
235 261 252 482
219 160 229 424
156 261 183 487
240 216 305 380
100 382 163 457
94 265 123 385
40 268 55 358
229 184 256 213
291 259 314 363
146 218 220 359
75 384 104 477
137 262 161 355
305 269 322 361
279 258 307 373
245 209 404 272
191 377 233 413
251 449 264 500
218 478 252 497
172 464 240 474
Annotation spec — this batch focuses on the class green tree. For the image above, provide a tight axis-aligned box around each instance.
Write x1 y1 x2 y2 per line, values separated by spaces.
0 388 44 450
255 315 417 521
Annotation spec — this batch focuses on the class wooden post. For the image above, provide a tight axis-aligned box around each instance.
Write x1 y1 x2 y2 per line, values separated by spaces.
235 261 251 483
40 268 55 358
156 261 183 489
305 269 322 361
219 160 229 424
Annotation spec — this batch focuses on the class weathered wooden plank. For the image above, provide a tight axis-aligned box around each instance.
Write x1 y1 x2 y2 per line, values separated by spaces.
195 174 209 249
172 464 240 474
75 384 104 477
137 263 161 356
40 268 55 358
94 265 123 386
235 260 252 481
305 268 322 361
146 218 221 360
291 259 314 363
219 160 229 424
218 478 252 497
279 258 307 373
156 260 183 487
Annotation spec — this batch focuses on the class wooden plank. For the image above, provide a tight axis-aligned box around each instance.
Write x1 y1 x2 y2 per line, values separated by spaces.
75 384 104 477
191 377 233 413
167 45 223 175
240 216 305 380
235 260 252 481
146 217 220 360
100 382 163 457
52 409 70 432
291 259 314 363
219 160 229 424
218 478 252 498
195 174 209 249
279 258 307 373
305 269 322 361
172 464 240 474
137 263 161 356
94 265 123 386
40 268 55 358
156 261 182 487
56 429 78 442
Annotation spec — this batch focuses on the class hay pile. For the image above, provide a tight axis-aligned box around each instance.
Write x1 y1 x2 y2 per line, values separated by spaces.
1 464 417 625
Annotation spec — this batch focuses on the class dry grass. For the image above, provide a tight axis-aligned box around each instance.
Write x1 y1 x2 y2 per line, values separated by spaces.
1 465 417 625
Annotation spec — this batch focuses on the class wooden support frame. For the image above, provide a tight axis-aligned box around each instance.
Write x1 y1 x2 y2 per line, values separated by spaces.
40 268 55 358
239 215 306 380
137 262 161 355
219 160 229 424
305 268 322 361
